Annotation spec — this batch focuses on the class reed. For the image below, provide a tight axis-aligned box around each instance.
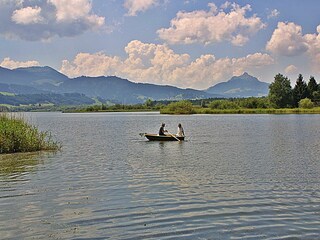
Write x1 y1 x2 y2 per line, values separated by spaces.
0 113 60 154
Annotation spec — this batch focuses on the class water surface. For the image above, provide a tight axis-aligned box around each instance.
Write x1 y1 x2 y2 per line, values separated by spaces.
1 112 320 239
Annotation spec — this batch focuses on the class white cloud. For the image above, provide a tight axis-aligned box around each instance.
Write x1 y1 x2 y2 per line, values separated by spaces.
232 53 275 74
157 2 266 46
267 9 280 19
48 0 104 27
60 52 122 77
266 22 308 56
49 0 91 22
267 22 320 72
60 40 274 89
11 6 44 25
0 0 105 41
124 0 158 16
0 57 40 69
304 25 320 72
285 65 298 74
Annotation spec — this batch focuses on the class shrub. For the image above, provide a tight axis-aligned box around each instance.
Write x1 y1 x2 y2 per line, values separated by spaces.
161 100 195 114
208 100 239 109
299 98 314 109
238 97 269 109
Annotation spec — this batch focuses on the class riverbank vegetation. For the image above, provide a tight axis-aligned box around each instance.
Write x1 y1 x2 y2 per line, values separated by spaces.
0 114 60 154
161 74 320 114
160 99 320 114
63 99 163 113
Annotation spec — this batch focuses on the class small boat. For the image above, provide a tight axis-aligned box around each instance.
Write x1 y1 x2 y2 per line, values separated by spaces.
143 134 185 141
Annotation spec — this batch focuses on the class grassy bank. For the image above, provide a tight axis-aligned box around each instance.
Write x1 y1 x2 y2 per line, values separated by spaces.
160 100 320 114
63 108 158 113
161 106 320 114
0 114 60 154
192 107 320 114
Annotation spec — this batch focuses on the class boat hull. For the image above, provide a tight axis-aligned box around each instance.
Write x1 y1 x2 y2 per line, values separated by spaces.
144 134 184 141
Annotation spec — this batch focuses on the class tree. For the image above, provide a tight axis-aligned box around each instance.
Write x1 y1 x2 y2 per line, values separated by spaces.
101 104 107 110
144 99 153 108
292 74 308 107
268 74 293 108
200 100 206 108
307 76 318 101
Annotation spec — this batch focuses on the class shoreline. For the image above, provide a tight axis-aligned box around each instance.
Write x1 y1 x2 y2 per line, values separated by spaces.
3 108 320 114
159 106 320 115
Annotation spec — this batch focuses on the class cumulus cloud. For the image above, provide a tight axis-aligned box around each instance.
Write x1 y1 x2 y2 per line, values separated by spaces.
60 52 122 77
267 22 320 72
11 6 44 25
285 65 298 74
0 57 40 69
0 0 105 41
60 40 274 89
267 9 280 19
266 22 308 56
304 25 320 71
124 0 158 16
48 0 104 26
157 2 266 46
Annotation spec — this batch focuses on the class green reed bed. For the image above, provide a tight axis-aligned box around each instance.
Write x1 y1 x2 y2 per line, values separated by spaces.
0 113 60 154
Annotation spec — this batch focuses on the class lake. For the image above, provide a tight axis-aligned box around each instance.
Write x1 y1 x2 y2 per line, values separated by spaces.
1 112 320 239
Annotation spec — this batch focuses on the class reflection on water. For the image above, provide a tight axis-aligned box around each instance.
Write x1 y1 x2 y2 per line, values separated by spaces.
0 151 58 240
0 152 46 179
1 112 320 239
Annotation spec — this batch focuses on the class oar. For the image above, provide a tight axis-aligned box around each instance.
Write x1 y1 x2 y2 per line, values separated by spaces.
167 131 181 141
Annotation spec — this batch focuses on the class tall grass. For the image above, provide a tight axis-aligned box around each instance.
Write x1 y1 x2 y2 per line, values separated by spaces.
0 113 60 154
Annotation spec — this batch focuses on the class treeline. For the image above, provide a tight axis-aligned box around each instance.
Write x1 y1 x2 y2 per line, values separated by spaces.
80 99 163 112
0 93 95 106
269 74 319 108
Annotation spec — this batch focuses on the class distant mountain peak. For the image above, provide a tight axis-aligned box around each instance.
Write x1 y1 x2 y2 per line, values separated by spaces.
242 72 250 76
240 72 252 79
230 72 257 82
206 73 269 98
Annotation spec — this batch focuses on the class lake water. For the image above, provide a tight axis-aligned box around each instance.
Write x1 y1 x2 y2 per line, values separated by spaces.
1 112 320 239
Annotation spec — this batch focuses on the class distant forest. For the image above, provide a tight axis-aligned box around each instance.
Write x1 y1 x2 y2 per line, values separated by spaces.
0 93 95 106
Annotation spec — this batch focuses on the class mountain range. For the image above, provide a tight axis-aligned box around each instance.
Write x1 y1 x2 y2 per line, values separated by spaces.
0 66 270 105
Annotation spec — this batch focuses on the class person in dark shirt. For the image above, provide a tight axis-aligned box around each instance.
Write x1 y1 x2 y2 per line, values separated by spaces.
159 123 167 135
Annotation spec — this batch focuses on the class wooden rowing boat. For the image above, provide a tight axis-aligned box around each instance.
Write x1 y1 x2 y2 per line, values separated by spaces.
144 134 184 141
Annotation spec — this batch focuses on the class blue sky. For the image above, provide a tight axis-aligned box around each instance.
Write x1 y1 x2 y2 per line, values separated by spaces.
0 0 319 90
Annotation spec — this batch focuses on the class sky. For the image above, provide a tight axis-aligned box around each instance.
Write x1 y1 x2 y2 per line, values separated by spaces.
0 0 319 90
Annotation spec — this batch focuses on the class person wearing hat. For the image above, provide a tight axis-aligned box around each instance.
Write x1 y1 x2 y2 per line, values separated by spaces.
159 123 168 136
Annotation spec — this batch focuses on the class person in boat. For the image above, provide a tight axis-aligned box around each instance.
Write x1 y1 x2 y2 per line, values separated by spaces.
159 123 168 135
176 123 185 137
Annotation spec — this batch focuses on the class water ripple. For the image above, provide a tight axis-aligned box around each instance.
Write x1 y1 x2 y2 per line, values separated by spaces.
2 113 320 239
